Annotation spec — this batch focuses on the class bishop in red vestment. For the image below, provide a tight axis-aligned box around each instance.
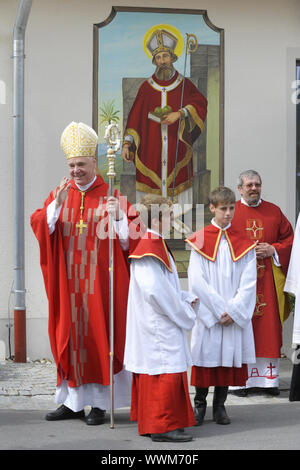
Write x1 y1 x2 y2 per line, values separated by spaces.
31 122 134 425
122 29 207 201
231 170 294 396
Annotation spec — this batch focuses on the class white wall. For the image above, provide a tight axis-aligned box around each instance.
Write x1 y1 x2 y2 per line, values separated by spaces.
0 0 299 358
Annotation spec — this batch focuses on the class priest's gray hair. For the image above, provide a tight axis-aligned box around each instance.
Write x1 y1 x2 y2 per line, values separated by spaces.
238 170 262 187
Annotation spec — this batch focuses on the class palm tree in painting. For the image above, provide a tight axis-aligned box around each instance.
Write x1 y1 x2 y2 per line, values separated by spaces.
98 99 120 128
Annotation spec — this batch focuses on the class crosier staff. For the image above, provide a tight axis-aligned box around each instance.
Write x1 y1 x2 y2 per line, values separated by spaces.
171 33 198 202
104 122 121 429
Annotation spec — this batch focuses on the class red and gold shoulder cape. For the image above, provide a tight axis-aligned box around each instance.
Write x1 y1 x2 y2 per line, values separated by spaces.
185 223 257 262
129 231 174 272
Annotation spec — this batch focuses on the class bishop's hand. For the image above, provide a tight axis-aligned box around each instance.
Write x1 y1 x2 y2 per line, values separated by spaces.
55 177 71 209
105 195 122 221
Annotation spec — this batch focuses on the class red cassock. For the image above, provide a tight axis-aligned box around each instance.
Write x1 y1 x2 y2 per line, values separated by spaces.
131 372 195 435
31 175 134 388
231 200 294 358
124 71 207 197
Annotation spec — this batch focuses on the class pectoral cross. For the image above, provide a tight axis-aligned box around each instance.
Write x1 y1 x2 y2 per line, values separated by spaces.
76 218 87 234
76 191 87 234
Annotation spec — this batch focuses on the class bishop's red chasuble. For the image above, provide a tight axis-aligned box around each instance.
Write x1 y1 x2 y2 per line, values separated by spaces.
124 71 207 197
31 175 132 388
232 200 294 358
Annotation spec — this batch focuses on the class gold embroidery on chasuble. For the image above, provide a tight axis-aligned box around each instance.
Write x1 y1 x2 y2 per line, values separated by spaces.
256 259 266 279
246 219 264 241
61 195 104 386
245 218 266 318
254 293 267 318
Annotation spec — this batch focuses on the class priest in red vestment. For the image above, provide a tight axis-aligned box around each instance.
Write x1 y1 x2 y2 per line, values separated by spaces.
230 170 294 396
31 122 134 425
121 28 207 207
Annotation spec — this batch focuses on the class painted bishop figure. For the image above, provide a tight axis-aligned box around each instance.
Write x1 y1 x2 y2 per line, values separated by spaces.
121 26 208 210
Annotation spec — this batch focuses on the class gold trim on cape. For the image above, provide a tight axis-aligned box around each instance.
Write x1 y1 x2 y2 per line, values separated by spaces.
129 238 173 272
186 229 257 263
224 231 257 262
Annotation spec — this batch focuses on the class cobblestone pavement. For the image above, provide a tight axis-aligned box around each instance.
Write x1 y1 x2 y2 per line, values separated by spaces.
0 359 56 410
0 359 56 396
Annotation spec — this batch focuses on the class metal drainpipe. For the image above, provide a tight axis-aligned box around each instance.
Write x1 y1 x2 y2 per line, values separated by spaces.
12 0 32 362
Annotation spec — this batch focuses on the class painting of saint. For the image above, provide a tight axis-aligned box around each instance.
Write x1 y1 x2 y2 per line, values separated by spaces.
121 25 207 210
95 7 223 241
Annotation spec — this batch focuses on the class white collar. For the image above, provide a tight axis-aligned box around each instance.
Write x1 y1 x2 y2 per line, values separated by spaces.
148 73 183 93
241 196 262 207
211 219 231 231
75 175 97 192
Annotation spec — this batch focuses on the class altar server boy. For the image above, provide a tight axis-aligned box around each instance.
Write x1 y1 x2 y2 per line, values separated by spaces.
186 187 257 425
124 194 197 443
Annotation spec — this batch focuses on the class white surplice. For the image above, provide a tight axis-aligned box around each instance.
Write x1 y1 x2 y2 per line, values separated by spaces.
124 230 196 375
46 176 131 412
188 221 257 368
285 213 300 345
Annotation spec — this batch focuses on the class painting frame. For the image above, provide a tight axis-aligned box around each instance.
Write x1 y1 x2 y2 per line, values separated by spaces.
93 6 224 275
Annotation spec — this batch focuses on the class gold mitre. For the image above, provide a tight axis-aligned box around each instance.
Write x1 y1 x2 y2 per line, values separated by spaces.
146 29 178 63
60 121 98 159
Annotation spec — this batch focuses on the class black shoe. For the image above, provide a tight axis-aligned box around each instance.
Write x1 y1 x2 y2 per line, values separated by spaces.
213 386 231 425
86 407 106 425
194 387 208 426
45 404 85 421
151 429 193 442
213 405 231 425
232 388 248 397
266 387 280 396
194 405 206 426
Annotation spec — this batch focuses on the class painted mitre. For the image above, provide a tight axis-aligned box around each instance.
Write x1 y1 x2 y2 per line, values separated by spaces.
60 121 98 159
147 29 178 63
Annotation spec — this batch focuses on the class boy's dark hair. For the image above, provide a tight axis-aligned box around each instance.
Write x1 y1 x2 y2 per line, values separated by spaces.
208 186 236 207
